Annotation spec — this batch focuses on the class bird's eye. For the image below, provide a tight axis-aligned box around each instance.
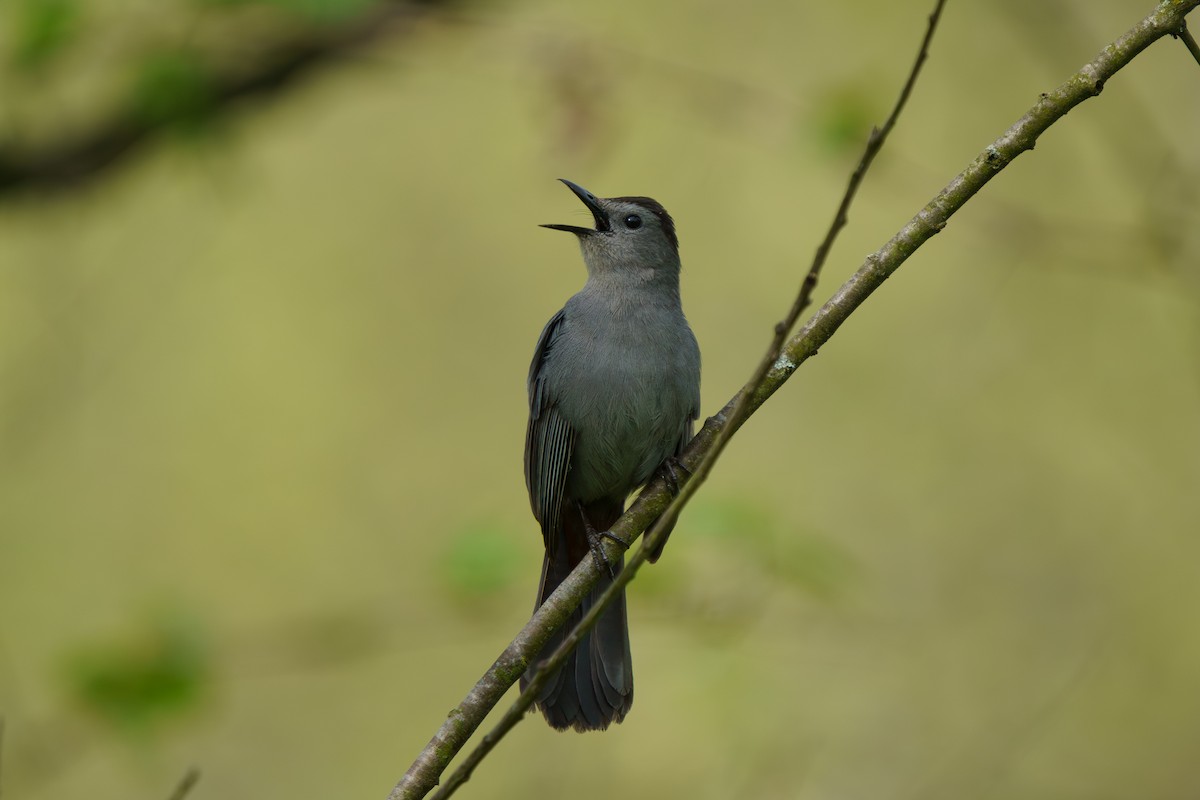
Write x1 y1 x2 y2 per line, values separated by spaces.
624 214 643 229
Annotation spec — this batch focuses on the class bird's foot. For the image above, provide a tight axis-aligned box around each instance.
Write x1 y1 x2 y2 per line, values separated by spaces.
578 502 627 579
659 456 692 496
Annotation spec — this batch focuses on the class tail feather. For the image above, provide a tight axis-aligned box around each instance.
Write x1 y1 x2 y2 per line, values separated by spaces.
521 500 633 731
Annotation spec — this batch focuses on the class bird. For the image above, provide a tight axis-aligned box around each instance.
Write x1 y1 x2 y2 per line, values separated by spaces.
521 179 701 731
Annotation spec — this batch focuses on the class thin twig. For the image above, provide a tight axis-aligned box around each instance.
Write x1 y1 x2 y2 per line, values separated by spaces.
655 0 950 541
424 3 949 799
166 767 201 800
388 2 1200 798
1176 19 1200 65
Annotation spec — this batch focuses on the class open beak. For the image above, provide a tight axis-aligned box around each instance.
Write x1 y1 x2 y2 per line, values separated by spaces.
541 179 610 235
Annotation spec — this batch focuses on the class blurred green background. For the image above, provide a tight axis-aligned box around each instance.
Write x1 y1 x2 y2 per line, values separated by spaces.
2 0 1199 797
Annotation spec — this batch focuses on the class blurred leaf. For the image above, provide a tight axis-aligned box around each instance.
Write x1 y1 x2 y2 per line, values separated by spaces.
687 495 856 600
130 51 216 131
440 521 523 600
636 497 773 601
810 82 878 156
12 0 79 70
688 496 776 545
766 530 857 600
62 610 210 734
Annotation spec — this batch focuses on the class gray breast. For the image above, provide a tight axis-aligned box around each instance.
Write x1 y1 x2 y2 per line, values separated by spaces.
546 293 700 503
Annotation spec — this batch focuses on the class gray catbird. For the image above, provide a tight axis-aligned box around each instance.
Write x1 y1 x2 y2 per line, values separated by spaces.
521 179 701 731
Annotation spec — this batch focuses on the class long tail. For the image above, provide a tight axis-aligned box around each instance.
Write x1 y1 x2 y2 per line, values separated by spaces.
521 500 633 731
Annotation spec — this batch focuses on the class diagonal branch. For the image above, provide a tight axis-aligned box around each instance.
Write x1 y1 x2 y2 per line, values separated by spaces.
388 2 1200 798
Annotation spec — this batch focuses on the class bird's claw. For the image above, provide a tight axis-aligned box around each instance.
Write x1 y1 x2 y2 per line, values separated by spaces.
578 502 626 578
660 457 692 496
587 528 627 579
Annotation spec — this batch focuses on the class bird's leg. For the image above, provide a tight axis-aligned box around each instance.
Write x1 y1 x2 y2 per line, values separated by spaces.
658 456 692 496
577 501 626 579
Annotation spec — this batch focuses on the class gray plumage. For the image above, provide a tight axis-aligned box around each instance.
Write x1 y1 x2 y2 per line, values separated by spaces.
521 180 700 731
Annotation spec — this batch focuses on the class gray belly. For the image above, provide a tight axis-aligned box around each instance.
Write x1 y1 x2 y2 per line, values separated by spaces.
553 350 694 503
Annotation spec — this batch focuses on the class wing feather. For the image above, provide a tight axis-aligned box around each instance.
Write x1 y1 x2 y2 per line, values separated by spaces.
524 309 576 550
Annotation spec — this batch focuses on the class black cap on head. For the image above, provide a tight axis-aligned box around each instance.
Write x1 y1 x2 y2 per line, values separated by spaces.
612 196 678 252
